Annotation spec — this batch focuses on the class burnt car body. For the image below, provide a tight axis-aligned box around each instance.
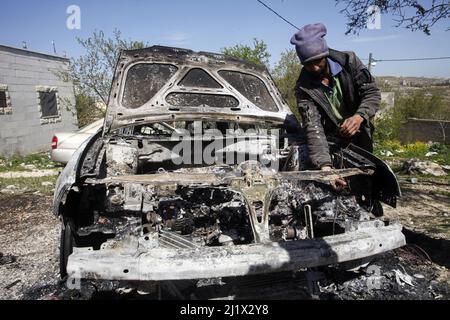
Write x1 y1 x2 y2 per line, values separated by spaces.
53 46 405 283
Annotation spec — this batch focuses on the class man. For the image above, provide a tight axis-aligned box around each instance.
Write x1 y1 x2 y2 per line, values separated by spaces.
290 23 380 175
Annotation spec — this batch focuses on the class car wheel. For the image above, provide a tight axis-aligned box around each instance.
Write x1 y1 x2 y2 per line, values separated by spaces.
59 220 76 279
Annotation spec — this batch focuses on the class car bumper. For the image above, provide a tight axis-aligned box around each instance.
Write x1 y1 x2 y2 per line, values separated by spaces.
67 224 405 281
51 149 75 164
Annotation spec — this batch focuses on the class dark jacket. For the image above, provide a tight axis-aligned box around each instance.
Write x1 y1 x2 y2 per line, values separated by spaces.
295 48 381 168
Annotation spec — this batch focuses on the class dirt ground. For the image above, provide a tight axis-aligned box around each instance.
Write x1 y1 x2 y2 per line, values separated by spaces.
0 181 449 300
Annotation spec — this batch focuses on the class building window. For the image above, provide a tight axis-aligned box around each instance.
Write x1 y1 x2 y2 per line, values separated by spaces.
36 86 61 124
0 84 12 115
39 91 58 117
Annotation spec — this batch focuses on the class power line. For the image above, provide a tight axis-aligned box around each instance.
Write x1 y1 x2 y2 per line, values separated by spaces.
255 1 450 65
374 56 450 62
366 53 450 71
256 0 300 30
362 56 450 62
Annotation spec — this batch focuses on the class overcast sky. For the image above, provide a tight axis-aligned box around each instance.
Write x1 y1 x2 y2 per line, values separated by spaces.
1 0 449 77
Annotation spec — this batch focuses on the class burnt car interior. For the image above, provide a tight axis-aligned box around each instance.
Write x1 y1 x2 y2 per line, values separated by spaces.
55 46 404 282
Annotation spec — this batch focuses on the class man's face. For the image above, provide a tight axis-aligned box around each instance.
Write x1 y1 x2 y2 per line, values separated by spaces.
303 57 327 77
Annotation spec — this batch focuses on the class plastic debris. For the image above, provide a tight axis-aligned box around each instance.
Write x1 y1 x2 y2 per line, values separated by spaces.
393 269 414 287
380 150 394 157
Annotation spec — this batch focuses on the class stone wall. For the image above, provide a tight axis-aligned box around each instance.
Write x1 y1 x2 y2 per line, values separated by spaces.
399 118 450 144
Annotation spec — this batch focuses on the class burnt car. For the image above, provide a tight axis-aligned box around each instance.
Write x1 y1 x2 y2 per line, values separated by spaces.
53 46 405 284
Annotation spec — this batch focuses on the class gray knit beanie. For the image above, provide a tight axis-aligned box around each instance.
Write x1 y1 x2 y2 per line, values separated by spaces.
290 23 329 64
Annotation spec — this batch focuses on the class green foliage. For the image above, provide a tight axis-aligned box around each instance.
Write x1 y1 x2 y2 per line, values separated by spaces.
272 49 302 121
374 89 450 142
374 140 450 165
56 30 146 126
75 94 105 128
402 141 429 155
222 41 303 121
61 29 146 103
376 79 393 91
221 39 271 68
433 144 450 165
374 139 403 153
0 153 58 172
0 176 57 195
373 100 397 141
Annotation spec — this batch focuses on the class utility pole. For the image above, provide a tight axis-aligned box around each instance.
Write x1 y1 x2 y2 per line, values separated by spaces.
368 53 373 73
52 40 57 55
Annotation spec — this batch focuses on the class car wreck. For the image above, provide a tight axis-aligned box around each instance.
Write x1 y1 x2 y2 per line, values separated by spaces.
53 46 405 283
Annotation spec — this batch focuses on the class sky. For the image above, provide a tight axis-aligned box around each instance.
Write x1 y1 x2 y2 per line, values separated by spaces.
0 0 449 78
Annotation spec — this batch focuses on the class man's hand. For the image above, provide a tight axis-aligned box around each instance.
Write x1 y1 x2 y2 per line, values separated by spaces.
321 165 347 189
340 114 364 138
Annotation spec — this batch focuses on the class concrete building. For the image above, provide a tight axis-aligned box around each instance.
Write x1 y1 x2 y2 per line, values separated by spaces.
0 44 78 156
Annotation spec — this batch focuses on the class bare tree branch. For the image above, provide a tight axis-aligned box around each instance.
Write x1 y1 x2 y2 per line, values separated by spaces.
336 0 450 35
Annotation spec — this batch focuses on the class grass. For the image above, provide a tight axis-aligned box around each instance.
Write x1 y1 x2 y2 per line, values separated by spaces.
396 173 450 184
373 140 450 184
374 140 450 165
0 176 58 195
430 189 450 198
0 152 60 173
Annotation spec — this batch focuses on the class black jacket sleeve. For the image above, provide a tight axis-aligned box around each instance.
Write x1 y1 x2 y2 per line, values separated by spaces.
296 89 332 169
349 52 381 122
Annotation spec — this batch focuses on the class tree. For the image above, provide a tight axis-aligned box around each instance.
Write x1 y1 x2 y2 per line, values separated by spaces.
336 0 450 35
271 49 302 120
222 42 302 120
221 38 271 68
73 94 105 128
57 29 146 126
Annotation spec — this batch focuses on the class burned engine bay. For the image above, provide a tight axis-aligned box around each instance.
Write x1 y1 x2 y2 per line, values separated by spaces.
63 120 387 253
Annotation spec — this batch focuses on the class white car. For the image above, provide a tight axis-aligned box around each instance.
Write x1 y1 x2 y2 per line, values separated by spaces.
51 119 104 164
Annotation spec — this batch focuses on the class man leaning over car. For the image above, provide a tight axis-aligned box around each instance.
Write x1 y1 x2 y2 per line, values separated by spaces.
290 23 381 186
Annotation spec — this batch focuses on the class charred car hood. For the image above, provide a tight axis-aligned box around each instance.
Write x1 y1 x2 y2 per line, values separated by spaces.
103 46 295 133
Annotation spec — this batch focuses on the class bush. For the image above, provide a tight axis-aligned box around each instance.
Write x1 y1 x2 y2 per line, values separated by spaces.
0 152 57 172
374 140 450 165
375 139 402 152
75 94 105 128
374 89 449 143
402 142 428 156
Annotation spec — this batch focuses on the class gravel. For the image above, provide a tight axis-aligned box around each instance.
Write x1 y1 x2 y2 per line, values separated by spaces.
0 187 448 300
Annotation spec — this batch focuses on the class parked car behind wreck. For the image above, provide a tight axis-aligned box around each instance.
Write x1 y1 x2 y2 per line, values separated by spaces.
53 46 405 283
51 118 104 164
